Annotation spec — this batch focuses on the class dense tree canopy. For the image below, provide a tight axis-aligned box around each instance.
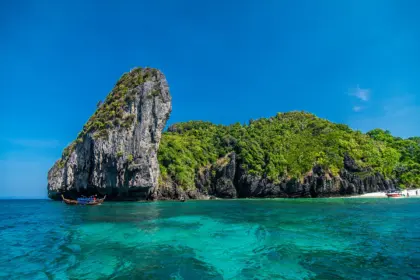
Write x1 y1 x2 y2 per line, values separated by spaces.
158 112 419 190
367 129 420 188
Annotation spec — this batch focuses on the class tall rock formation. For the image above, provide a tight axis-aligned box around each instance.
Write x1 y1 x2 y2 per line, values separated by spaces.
48 67 171 200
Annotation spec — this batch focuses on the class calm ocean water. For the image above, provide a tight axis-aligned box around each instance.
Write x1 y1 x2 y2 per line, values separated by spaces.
1 198 419 280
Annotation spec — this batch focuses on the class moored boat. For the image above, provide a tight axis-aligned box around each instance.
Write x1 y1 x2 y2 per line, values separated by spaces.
61 195 106 205
386 190 403 198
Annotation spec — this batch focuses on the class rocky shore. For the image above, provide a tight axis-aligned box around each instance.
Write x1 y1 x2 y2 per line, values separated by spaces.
154 153 397 201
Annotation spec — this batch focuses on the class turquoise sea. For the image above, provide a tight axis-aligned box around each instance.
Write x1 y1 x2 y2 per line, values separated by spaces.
1 198 419 280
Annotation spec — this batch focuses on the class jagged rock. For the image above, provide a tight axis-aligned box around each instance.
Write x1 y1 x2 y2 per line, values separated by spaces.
214 178 237 198
194 153 396 199
196 153 237 198
48 68 171 200
149 180 208 201
343 153 363 172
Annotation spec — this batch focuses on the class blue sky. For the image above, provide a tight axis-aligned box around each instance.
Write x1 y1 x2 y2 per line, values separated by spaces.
1 0 419 198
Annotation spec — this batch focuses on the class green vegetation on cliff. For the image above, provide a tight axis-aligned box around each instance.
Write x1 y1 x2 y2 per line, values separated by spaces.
77 67 157 140
367 129 420 188
57 67 158 166
158 112 419 190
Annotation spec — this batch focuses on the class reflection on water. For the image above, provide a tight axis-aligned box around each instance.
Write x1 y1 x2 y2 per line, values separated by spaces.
1 198 420 279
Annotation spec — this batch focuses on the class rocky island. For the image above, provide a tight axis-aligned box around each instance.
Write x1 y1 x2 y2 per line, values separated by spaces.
48 67 420 200
48 68 171 200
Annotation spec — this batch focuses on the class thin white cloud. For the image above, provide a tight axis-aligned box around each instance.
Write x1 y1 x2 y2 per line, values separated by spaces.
353 106 363 112
349 85 370 101
8 139 60 148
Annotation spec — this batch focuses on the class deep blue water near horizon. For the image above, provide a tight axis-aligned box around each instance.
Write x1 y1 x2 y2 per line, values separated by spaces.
1 198 419 280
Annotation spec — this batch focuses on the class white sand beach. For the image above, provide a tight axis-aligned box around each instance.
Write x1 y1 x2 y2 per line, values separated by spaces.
349 188 420 198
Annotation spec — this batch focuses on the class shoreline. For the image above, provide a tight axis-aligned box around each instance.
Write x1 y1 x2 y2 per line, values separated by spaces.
347 188 420 198
49 188 420 202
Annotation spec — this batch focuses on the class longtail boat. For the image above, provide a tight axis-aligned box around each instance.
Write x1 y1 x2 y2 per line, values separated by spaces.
61 195 106 205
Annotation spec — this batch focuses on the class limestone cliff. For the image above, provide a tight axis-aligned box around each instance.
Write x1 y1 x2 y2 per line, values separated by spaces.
48 67 171 200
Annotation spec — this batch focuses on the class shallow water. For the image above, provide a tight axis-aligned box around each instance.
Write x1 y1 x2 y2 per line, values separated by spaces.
1 198 419 279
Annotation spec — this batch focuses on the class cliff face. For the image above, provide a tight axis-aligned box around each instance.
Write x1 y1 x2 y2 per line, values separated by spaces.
191 153 396 199
157 152 396 200
48 68 171 200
